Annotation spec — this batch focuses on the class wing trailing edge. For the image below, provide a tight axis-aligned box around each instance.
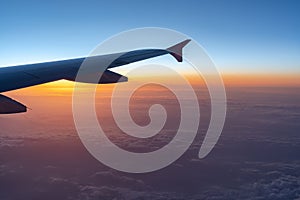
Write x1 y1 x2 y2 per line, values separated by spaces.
0 94 27 114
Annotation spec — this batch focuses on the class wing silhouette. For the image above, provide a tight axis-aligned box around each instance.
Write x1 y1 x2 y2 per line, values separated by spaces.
0 39 190 114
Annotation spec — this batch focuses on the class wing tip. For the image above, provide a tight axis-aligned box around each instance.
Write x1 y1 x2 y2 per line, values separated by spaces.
167 39 191 62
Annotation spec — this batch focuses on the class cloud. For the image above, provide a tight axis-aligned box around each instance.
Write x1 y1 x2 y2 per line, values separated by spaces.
78 186 125 200
0 137 24 147
1 86 300 200
78 185 187 200
90 171 146 190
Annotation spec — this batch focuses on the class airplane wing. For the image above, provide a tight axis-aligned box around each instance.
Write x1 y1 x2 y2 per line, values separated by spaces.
0 39 190 114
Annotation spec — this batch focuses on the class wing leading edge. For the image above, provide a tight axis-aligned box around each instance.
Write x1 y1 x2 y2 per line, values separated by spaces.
0 39 191 114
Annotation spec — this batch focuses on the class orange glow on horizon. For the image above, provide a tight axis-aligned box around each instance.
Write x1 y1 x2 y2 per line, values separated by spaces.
3 73 300 98
221 73 300 87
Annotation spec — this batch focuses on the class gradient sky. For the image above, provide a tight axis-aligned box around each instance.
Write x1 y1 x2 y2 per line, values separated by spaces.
1 0 300 74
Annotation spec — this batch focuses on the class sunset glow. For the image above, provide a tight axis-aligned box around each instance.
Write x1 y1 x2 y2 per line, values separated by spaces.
4 72 299 99
2 0 300 199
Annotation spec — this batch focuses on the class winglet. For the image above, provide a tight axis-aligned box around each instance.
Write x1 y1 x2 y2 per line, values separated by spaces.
167 39 191 62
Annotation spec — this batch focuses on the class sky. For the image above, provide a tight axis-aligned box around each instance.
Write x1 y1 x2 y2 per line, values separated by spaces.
1 0 300 74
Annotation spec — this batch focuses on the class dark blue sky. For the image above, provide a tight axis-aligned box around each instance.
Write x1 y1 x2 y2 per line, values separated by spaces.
1 0 299 73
